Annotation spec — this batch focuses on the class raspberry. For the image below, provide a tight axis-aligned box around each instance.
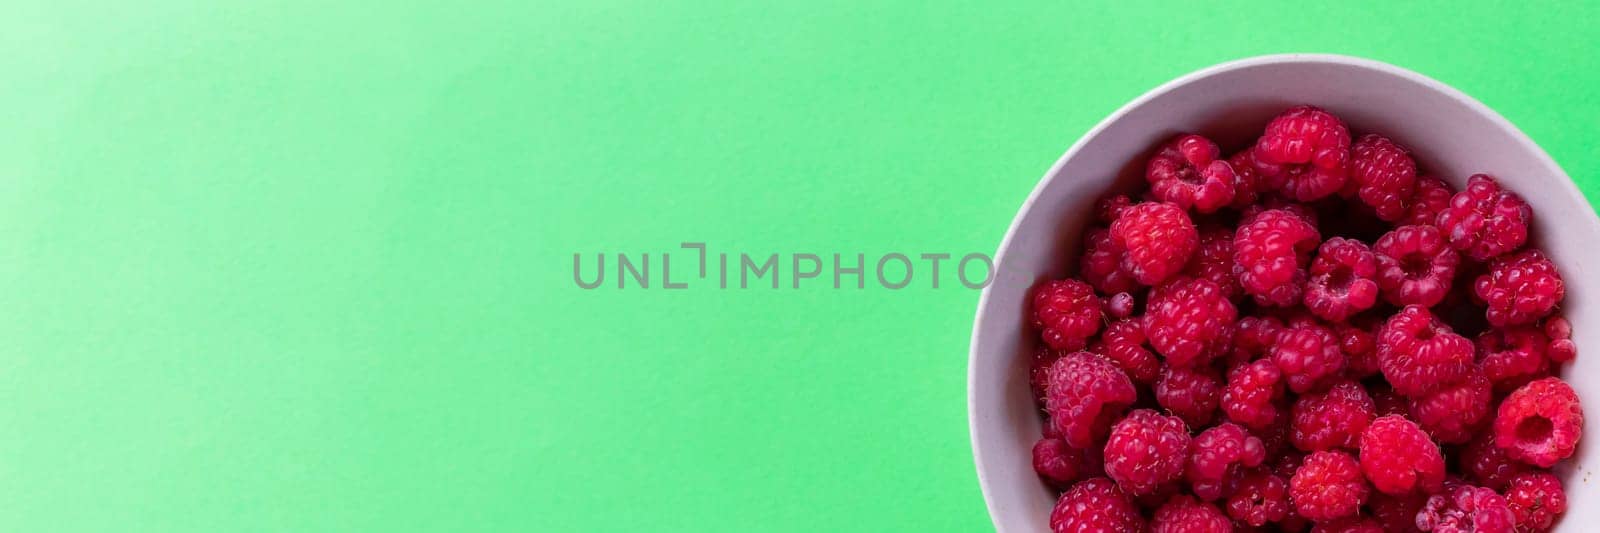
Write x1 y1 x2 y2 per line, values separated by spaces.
1504 472 1565 532
1304 237 1380 322
1111 202 1199 285
1252 105 1351 202
1416 485 1515 533
1271 321 1345 394
1104 409 1192 495
1475 249 1565 327
1151 495 1231 533
1228 150 1279 209
1408 370 1490 444
1146 134 1236 213
1377 305 1474 397
1091 318 1162 384
1373 225 1460 307
1312 517 1384 533
1096 194 1135 225
1145 277 1237 368
1031 279 1103 351
1338 319 1381 379
1230 316 1283 366
1291 380 1375 452
1289 450 1369 521
1436 174 1532 261
1185 422 1266 501
1184 227 1239 299
1477 326 1550 394
1080 228 1139 295
1457 433 1528 491
1156 364 1222 428
1349 134 1418 221
1494 377 1583 468
1226 469 1291 527
1223 359 1285 429
1044 351 1138 449
1544 316 1577 364
1402 175 1455 227
1358 415 1446 495
1049 477 1144 533
1033 436 1092 488
1234 208 1321 306
1371 492 1428 533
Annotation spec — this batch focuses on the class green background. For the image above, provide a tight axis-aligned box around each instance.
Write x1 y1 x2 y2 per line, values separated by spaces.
3 1 1598 531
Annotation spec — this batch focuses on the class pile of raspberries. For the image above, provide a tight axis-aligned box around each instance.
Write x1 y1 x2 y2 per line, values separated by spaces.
1028 106 1581 532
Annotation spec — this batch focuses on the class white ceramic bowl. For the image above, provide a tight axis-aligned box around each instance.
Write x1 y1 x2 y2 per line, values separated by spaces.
969 54 1600 531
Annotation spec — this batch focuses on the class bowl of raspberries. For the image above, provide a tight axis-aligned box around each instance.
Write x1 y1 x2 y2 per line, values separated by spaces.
969 54 1598 532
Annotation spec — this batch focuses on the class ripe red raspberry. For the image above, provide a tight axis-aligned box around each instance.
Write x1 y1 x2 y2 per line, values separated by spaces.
1349 134 1418 221
1457 433 1528 491
1230 315 1283 366
1185 422 1266 501
1234 208 1321 307
1080 228 1139 295
1228 150 1280 209
1146 134 1237 213
1408 370 1490 444
1111 202 1199 285
1402 175 1455 227
1223 359 1285 430
1104 409 1192 495
1338 319 1381 379
1371 492 1428 533
1373 225 1460 307
1050 477 1144 533
1477 326 1550 394
1184 227 1239 299
1156 364 1222 428
1416 485 1515 533
1033 436 1095 488
1031 279 1103 351
1312 517 1384 533
1289 450 1369 521
1096 194 1134 225
1091 318 1162 384
1044 351 1138 449
1146 277 1237 368
1358 415 1446 496
1226 469 1291 527
1304 237 1380 322
1291 380 1375 452
1436 173 1532 261
1151 495 1232 533
1377 305 1474 397
1544 315 1577 364
1475 248 1565 327
1271 321 1345 394
1252 105 1351 202
1504 472 1566 532
1494 377 1584 468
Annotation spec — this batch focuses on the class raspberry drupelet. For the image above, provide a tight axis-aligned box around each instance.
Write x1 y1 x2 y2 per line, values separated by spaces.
1377 305 1474 397
1494 377 1584 468
1416 485 1515 533
1271 321 1345 394
1145 134 1236 213
1043 351 1138 449
1031 279 1102 351
1146 277 1237 368
1289 450 1369 521
1373 224 1460 308
1252 105 1351 202
1185 422 1266 501
1304 237 1379 322
1290 380 1374 452
1436 173 1532 261
1150 495 1232 533
1104 409 1192 495
1475 248 1565 327
1504 472 1566 533
1349 134 1417 222
1358 415 1446 496
1049 477 1144 533
1234 208 1321 307
1110 202 1199 286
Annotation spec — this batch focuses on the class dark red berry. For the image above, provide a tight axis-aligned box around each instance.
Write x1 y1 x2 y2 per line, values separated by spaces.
1477 326 1551 394
1407 370 1491 445
1377 305 1474 397
1289 450 1369 521
1185 422 1266 501
1185 226 1239 299
1080 228 1140 295
1150 495 1231 533
1374 225 1460 308
1436 173 1532 261
1031 279 1103 351
1050 477 1144 533
1416 485 1515 532
1044 351 1138 449
1291 380 1375 452
1359 415 1446 496
1494 377 1583 468
1104 409 1192 495
1304 237 1379 322
1457 433 1528 492
1226 468 1292 527
1252 106 1351 202
1271 321 1345 394
1146 277 1237 368
1091 318 1162 385
1349 134 1417 221
1504 471 1565 533
1223 359 1285 430
1111 202 1199 285
1401 175 1454 227
1475 248 1565 327
1146 134 1236 213
1235 209 1321 307
1156 364 1222 428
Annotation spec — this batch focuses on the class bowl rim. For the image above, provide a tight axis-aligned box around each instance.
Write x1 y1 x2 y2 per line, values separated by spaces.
966 52 1591 528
